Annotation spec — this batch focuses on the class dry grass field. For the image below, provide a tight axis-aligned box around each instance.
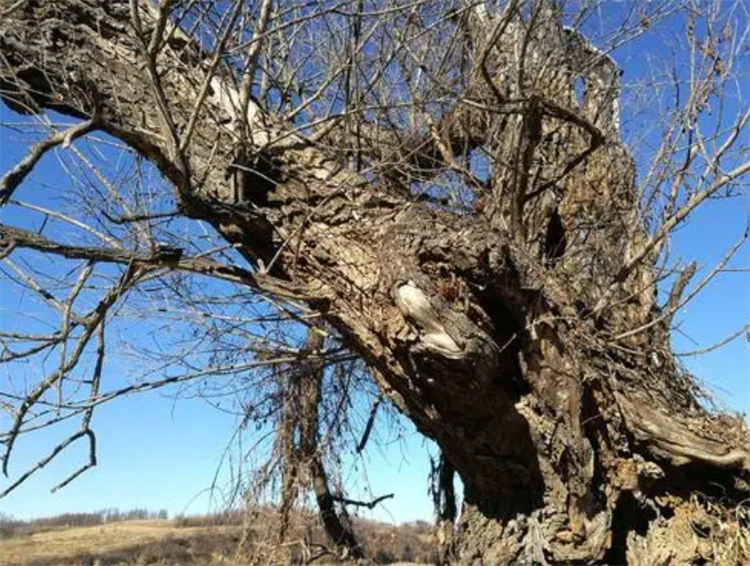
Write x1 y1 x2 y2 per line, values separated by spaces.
1 520 245 566
0 515 435 566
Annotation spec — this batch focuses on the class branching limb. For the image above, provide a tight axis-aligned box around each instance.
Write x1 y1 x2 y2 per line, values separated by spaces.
52 322 103 493
0 223 259 287
0 118 97 205
356 395 382 454
1 264 144 476
333 493 395 510
595 157 750 317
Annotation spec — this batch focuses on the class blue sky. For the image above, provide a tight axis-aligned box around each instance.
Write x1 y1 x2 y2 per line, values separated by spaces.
0 123 440 523
0 380 438 523
1 1 749 525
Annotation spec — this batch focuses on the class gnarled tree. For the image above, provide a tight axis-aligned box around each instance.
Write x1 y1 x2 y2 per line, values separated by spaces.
1 0 749 564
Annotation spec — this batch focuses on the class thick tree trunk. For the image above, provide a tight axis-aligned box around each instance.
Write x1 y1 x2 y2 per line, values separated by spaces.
1 2 748 564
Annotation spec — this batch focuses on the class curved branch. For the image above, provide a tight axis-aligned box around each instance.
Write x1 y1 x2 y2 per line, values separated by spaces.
0 118 97 205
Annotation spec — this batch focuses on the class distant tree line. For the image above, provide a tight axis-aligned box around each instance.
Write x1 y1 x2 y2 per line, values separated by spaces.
0 508 439 564
0 508 169 537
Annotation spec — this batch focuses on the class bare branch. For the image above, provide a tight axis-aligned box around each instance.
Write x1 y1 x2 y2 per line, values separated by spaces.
0 118 97 205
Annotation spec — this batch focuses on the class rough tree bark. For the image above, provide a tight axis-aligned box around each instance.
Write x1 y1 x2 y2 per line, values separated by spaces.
1 1 748 564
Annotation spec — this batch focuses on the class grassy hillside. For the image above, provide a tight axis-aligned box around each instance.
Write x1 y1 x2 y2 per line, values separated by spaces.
1 520 242 566
0 513 437 566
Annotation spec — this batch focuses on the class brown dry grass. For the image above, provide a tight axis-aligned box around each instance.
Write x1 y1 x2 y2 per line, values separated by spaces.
0 517 436 566
0 520 243 566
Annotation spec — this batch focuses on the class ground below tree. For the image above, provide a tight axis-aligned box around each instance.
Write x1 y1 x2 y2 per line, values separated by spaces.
0 513 437 566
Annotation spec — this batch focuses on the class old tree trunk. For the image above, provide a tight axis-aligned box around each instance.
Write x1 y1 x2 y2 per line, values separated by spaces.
1 1 748 564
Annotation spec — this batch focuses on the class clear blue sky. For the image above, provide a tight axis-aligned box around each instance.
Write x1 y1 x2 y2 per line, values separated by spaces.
1 1 748 524
0 121 441 523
